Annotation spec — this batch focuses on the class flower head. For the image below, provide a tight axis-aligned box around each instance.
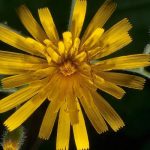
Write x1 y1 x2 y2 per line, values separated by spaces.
0 0 150 149
1 127 25 150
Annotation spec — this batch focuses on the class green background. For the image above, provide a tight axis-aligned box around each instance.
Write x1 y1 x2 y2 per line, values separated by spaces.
0 0 150 149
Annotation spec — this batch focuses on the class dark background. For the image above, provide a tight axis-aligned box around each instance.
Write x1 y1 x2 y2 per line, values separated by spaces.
0 0 150 149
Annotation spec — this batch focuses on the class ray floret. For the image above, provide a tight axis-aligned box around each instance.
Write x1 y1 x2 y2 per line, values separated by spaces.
0 0 149 150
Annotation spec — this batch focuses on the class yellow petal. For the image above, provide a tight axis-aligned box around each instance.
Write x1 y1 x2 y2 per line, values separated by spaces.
74 51 87 63
38 102 58 140
56 103 70 150
0 86 40 113
69 0 87 40
48 77 79 132
93 54 150 71
48 74 64 100
48 77 66 107
78 63 92 77
17 5 47 42
0 50 45 64
93 18 132 59
58 41 65 56
66 78 79 125
73 101 89 150
88 94 109 133
48 74 67 112
101 18 132 41
0 50 45 75
66 96 79 125
29 77 51 88
38 8 59 43
78 73 97 90
46 47 61 63
82 0 116 43
32 67 56 79
0 60 47 71
91 33 132 59
69 38 80 56
63 31 73 56
2 68 55 89
91 91 125 131
80 28 104 50
2 73 32 88
93 74 125 99
4 87 48 131
25 38 46 56
39 80 66 139
0 25 43 56
96 71 145 90
75 82 108 133
88 47 102 59
43 39 58 50
0 68 24 75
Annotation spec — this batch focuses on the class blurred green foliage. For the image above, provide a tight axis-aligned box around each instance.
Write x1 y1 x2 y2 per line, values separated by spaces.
0 0 150 150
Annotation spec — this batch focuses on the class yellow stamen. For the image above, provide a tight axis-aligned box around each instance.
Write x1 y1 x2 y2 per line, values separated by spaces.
60 61 76 76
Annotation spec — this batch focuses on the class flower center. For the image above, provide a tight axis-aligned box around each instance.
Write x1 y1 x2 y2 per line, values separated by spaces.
59 61 76 76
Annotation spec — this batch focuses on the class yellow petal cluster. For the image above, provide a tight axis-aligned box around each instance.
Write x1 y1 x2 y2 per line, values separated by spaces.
0 0 149 149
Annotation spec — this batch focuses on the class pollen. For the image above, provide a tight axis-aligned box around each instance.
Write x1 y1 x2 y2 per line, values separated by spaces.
59 60 77 76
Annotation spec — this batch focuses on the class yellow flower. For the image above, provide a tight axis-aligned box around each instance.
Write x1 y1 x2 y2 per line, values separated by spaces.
2 140 18 150
0 0 149 149
2 127 25 150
